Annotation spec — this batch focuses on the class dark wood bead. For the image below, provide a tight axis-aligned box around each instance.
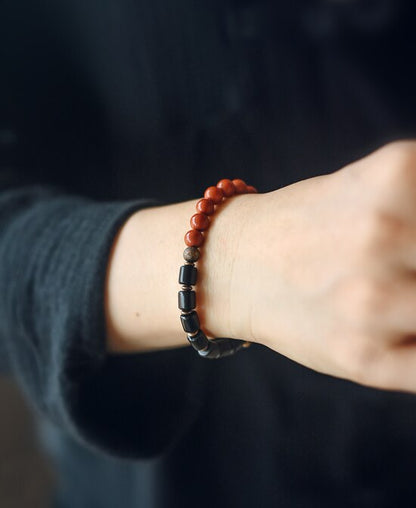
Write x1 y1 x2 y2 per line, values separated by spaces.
180 311 200 334
185 229 204 247
204 186 224 204
179 264 197 285
183 246 200 263
217 179 235 197
190 213 210 231
196 198 215 215
232 179 247 194
178 290 196 312
187 330 209 351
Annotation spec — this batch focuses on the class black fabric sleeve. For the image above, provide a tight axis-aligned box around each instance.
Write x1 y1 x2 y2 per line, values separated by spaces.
0 186 205 458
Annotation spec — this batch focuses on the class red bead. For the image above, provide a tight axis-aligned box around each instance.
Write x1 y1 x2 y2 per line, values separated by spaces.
246 185 258 193
232 179 247 194
217 179 235 197
204 186 224 204
185 229 204 247
190 213 210 231
196 198 215 215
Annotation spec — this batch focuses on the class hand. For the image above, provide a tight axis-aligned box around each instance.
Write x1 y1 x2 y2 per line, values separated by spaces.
228 141 416 392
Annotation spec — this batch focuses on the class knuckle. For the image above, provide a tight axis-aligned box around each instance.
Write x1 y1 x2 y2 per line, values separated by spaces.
378 141 416 182
359 210 405 254
380 140 416 165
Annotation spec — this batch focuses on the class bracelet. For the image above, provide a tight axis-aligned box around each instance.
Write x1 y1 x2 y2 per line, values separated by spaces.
178 179 257 359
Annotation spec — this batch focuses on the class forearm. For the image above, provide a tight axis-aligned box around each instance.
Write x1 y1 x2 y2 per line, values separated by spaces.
105 195 256 353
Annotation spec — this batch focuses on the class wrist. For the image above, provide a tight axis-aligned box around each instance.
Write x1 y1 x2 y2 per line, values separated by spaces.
198 192 261 342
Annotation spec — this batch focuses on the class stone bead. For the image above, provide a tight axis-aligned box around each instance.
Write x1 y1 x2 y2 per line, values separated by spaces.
190 213 210 231
204 186 224 204
178 290 196 312
185 229 204 247
196 198 215 215
183 246 200 263
179 264 198 285
180 311 200 334
246 185 257 193
232 179 247 194
187 330 209 351
217 178 236 197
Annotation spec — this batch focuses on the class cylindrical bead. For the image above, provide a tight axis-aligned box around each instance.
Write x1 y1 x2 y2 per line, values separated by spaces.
178 290 196 312
204 186 223 204
217 179 236 197
187 330 209 351
183 246 200 263
185 229 204 247
190 213 210 231
232 179 247 194
199 338 246 359
196 198 215 215
179 264 198 285
180 311 200 334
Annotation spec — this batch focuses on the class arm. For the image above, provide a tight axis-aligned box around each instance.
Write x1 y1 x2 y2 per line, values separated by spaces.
107 141 416 393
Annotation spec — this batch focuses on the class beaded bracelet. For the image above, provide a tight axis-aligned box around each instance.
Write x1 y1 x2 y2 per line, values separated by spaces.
178 179 257 359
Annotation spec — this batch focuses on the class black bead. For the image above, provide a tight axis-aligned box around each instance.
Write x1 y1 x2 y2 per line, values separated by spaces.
180 311 200 334
199 338 248 359
179 264 197 286
178 290 196 312
187 330 209 351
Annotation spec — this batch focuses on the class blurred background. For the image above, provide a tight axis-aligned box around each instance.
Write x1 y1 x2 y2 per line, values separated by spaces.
0 376 53 507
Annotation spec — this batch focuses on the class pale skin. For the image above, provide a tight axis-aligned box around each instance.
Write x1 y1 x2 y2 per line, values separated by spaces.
106 140 416 393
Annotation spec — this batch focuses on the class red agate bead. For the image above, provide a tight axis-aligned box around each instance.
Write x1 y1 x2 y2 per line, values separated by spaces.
204 186 224 204
217 179 236 197
185 229 204 247
190 213 210 231
196 198 215 215
232 179 247 194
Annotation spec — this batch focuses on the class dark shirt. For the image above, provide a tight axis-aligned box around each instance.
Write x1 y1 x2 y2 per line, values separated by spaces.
1 1 416 507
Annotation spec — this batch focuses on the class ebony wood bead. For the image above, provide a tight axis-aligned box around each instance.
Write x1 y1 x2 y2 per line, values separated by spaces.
179 264 197 285
187 330 209 351
178 290 196 312
185 229 204 247
204 186 224 204
217 178 236 197
180 311 200 334
183 246 200 263
196 198 215 215
190 213 210 231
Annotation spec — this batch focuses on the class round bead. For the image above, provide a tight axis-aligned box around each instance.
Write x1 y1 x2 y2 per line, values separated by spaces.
190 213 210 231
185 229 204 247
183 246 200 263
217 179 235 197
204 186 224 204
232 179 247 194
196 198 215 215
246 185 258 193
